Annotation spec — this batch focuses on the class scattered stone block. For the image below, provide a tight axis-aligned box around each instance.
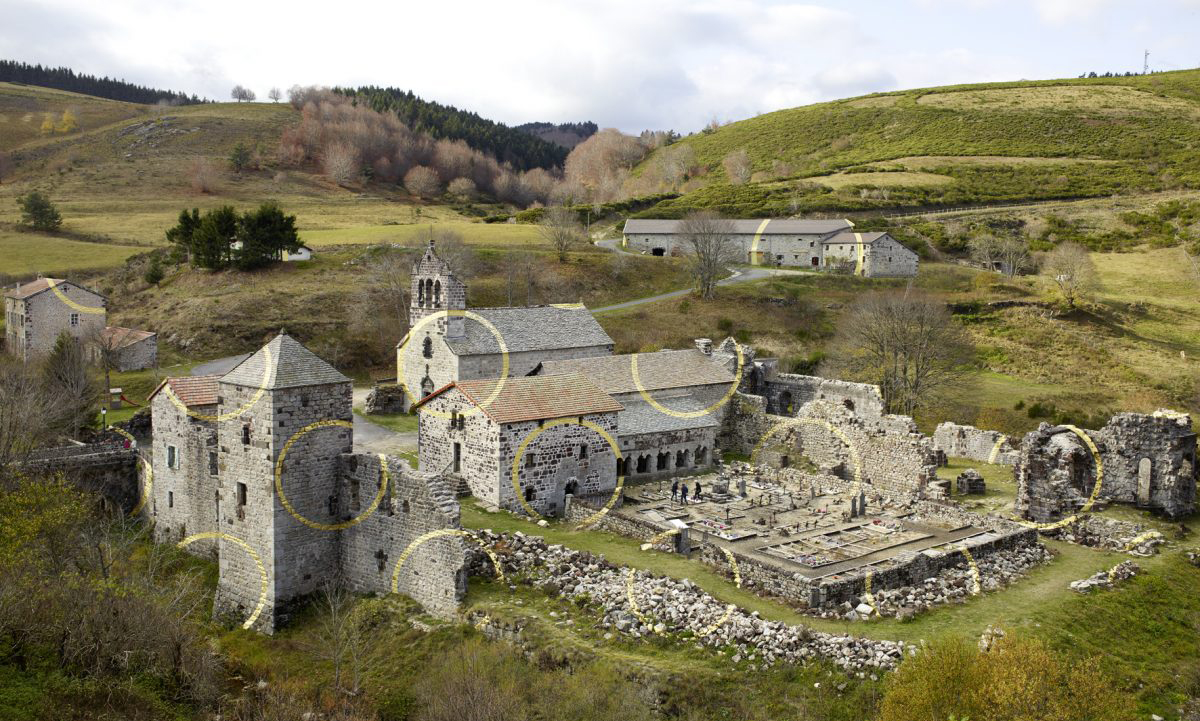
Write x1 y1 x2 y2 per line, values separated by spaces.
956 468 986 495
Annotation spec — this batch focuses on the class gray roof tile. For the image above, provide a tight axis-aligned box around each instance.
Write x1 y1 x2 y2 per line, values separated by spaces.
623 218 852 235
220 333 350 390
444 305 613 356
617 398 718 436
541 349 734 395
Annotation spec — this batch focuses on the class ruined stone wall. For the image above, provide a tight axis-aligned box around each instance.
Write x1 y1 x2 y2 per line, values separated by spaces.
501 413 620 516
933 422 1019 465
336 453 468 618
150 394 218 552
760 374 884 418
618 426 718 481
1015 413 1197 521
717 392 775 456
20 442 139 511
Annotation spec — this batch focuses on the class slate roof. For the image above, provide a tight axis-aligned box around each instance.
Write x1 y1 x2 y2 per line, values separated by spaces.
623 219 853 236
439 306 614 356
148 375 220 407
4 278 107 302
617 398 718 436
220 333 350 389
417 372 623 424
541 349 734 395
102 326 156 349
823 231 893 246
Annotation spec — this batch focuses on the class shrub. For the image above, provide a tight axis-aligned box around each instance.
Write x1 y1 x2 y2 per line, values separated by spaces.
228 142 252 173
16 191 62 231
143 256 164 285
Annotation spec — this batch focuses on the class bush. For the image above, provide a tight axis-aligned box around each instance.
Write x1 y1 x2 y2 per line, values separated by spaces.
16 191 62 231
228 142 252 173
143 256 164 285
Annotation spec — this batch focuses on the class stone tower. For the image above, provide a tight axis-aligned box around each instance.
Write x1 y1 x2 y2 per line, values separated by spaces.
410 239 466 339
214 333 352 632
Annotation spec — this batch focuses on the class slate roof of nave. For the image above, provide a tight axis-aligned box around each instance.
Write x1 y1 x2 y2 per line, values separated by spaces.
220 333 350 390
442 305 614 356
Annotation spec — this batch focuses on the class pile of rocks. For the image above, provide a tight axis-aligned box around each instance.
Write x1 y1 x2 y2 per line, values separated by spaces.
1069 560 1141 593
470 530 915 672
1052 516 1164 556
812 543 1053 621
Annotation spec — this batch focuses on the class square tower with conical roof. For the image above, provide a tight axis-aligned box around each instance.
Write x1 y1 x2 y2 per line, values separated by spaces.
214 332 353 632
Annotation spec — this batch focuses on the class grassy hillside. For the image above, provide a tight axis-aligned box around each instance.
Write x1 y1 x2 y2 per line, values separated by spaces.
635 69 1200 218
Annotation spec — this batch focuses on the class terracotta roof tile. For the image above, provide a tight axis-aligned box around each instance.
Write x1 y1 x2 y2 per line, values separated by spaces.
149 375 220 407
102 326 156 349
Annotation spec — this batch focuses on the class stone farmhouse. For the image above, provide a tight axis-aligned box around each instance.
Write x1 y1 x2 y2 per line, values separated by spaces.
397 240 612 410
416 372 623 516
4 277 106 360
621 218 919 277
148 333 470 632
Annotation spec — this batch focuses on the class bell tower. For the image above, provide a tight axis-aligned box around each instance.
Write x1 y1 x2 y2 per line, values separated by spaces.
410 239 466 339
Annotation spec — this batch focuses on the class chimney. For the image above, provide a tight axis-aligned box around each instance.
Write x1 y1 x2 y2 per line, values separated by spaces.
694 338 713 356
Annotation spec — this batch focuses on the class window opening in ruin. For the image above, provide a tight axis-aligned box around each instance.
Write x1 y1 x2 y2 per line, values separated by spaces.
675 450 685 467
780 391 794 415
637 456 649 473
525 486 536 502
781 455 790 468
241 424 251 445
168 491 173 508
453 442 461 473
417 280 424 304
209 451 218 476
236 482 247 506
657 453 668 471
423 336 433 358
579 444 588 459
697 447 708 465
402 499 410 513
167 445 178 469
525 452 535 468
843 399 855 411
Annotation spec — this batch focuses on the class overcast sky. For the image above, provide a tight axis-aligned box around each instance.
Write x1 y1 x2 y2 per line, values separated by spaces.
3 0 1198 133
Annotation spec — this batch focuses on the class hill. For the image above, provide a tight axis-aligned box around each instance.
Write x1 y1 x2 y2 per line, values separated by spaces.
0 59 204 105
632 69 1200 219
515 120 598 149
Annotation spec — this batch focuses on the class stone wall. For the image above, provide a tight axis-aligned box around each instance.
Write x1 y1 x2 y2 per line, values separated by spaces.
501 413 620 516
335 453 468 618
618 426 717 481
150 394 218 552
20 441 139 511
6 282 106 360
1015 412 1197 521
759 374 884 418
934 422 1019 465
114 335 157 372
419 386 501 500
364 383 407 414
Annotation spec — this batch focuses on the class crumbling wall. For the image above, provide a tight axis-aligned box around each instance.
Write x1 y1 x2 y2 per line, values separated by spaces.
1015 412 1196 521
20 442 140 512
337 453 468 618
760 374 884 418
934 422 1018 465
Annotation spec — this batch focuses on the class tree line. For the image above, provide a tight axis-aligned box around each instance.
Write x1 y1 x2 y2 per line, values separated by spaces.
0 59 205 105
334 86 568 171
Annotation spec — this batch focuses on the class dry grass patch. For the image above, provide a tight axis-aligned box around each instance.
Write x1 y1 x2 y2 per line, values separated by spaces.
916 84 1200 115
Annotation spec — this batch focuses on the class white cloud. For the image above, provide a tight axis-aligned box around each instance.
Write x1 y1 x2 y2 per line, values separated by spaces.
1030 0 1112 24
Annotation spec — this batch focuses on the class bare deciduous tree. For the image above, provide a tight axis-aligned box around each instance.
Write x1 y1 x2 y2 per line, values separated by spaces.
310 582 378 696
0 359 55 468
42 331 101 440
267 87 282 103
996 237 1031 278
404 165 441 198
323 142 360 186
678 210 739 300
826 291 974 417
187 156 217 194
537 205 584 262
968 234 1000 272
657 144 695 189
447 177 476 201
722 148 753 185
413 639 525 721
1043 241 1097 308
230 85 256 102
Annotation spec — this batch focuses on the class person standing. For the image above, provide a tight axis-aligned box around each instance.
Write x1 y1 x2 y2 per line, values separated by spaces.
694 480 703 502
680 484 689 505
671 479 679 503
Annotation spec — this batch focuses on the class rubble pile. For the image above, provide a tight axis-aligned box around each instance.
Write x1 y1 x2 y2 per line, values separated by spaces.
1069 560 1141 593
812 543 1053 621
470 530 915 672
1051 516 1164 555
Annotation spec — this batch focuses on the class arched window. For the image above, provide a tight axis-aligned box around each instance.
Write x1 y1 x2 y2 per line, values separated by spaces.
433 280 441 307
424 279 434 306
422 336 433 358
417 279 424 304
420 376 434 397
676 449 686 467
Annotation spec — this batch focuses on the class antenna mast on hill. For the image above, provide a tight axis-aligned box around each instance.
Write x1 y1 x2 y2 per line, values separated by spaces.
1144 49 1150 74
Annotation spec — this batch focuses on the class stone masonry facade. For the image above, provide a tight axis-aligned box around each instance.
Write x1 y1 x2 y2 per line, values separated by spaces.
4 278 106 361
933 422 1019 465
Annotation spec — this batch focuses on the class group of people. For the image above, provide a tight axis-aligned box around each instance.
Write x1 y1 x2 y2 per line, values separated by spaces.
671 479 703 504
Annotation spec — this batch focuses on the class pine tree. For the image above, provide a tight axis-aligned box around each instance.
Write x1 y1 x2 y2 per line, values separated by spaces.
16 191 62 231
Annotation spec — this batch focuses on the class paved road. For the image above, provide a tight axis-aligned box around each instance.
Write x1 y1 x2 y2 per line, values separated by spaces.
592 238 812 314
189 356 415 456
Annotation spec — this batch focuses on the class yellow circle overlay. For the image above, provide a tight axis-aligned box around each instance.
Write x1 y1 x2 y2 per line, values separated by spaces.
749 415 864 485
177 531 268 630
47 278 105 315
275 420 388 531
162 344 274 423
508 417 624 529
391 528 505 593
862 570 878 617
625 546 741 637
987 434 1010 464
956 544 982 595
109 426 153 515
1013 425 1104 531
398 310 510 419
630 342 744 420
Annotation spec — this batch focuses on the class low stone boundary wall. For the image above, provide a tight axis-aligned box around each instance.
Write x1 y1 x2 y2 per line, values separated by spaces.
933 422 1018 465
